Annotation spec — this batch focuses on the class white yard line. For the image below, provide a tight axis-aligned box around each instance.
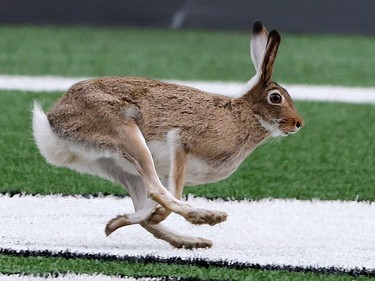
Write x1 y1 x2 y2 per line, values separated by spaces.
1 195 374 271
0 74 375 104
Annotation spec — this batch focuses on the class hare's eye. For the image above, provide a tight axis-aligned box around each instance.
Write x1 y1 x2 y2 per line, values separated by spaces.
269 93 282 104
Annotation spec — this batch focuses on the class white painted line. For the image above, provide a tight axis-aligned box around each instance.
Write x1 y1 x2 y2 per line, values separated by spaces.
173 80 375 104
0 75 89 92
0 74 374 104
1 195 374 271
0 274 151 281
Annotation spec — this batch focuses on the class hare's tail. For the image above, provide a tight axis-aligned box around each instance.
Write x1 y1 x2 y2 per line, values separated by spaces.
32 101 72 166
32 101 119 178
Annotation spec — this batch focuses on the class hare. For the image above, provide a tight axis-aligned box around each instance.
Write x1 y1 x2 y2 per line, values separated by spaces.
32 21 303 249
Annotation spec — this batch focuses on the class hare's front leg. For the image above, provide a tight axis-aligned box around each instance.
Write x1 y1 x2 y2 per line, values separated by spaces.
147 132 187 225
117 123 227 226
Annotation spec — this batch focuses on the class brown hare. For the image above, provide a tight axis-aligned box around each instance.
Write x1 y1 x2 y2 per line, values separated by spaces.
32 21 303 249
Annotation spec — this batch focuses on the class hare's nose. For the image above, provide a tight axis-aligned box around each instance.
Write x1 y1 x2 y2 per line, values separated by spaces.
295 117 304 129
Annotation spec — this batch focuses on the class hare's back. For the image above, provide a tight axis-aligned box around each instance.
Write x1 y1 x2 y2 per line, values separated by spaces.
92 76 217 102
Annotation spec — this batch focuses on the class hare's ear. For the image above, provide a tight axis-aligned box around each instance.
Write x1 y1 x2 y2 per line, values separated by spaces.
250 21 269 71
260 29 281 83
240 22 280 97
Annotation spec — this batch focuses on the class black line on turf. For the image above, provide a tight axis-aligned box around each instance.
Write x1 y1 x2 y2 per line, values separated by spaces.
0 273 194 281
0 191 240 202
0 273 197 281
0 248 374 278
1 191 373 203
0 191 129 199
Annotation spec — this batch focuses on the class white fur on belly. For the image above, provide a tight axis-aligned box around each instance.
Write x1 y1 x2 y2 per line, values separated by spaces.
147 139 246 186
147 140 170 179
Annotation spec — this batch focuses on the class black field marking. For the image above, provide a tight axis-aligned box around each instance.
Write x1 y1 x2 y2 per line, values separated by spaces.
0 192 247 202
0 191 128 199
0 273 189 281
1 248 374 278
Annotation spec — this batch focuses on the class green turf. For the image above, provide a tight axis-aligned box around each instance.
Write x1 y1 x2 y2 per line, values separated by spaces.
0 254 372 281
1 91 374 201
0 25 374 86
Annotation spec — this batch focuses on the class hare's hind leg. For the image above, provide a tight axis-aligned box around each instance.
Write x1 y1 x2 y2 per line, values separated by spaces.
105 168 212 249
104 171 157 236
115 122 227 226
140 222 212 249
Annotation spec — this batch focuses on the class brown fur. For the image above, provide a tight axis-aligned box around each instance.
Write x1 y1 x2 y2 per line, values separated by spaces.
35 21 304 249
48 77 269 162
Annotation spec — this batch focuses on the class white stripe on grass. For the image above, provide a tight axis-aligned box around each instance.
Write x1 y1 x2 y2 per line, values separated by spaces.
1 195 374 271
0 74 374 104
0 274 156 281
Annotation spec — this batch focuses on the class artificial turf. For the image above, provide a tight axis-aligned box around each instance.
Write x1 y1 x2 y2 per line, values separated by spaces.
0 24 374 280
0 25 374 87
1 254 373 281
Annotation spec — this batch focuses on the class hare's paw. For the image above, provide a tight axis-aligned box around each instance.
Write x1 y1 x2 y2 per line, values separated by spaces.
105 214 130 236
147 206 171 224
171 236 213 249
184 209 228 226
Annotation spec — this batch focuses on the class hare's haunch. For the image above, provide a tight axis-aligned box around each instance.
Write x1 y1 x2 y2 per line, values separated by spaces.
32 21 303 249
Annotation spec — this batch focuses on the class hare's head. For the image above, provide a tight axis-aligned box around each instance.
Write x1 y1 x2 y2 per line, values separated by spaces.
246 21 304 137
